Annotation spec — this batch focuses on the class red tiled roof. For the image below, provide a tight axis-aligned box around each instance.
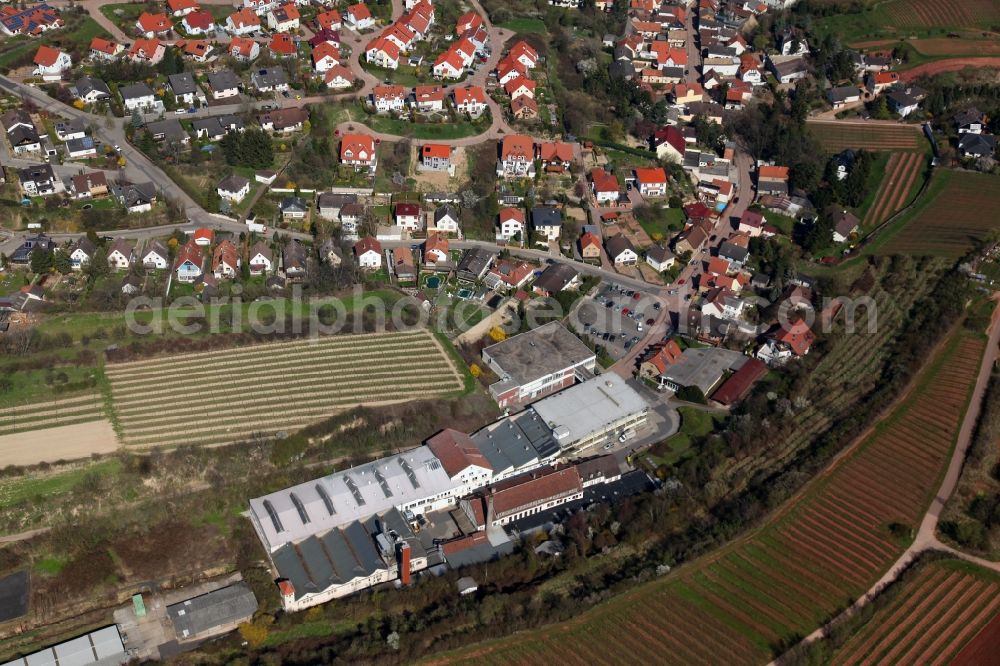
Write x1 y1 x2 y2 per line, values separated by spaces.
137 12 172 33
90 37 119 55
775 319 815 356
269 32 296 55
33 45 62 67
499 207 524 223
354 236 382 255
634 166 668 184
316 9 341 29
580 231 601 251
758 165 789 180
422 143 450 159
712 359 767 405
500 134 533 160
590 168 618 194
183 10 213 30
538 141 573 163
491 467 582 518
426 428 493 477
453 84 486 104
347 2 371 20
395 202 420 217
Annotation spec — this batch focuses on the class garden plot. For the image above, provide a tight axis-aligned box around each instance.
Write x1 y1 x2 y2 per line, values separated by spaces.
106 330 464 448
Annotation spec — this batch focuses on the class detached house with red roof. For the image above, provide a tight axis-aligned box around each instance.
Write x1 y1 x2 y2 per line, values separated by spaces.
497 208 525 241
340 132 377 173
228 36 260 62
181 10 214 34
758 319 816 365
32 45 70 81
324 64 354 89
420 143 451 171
372 83 406 113
267 3 299 32
590 167 619 204
354 236 382 269
639 338 683 380
653 125 686 163
496 134 535 178
345 2 374 30
634 166 668 197
366 36 400 69
136 12 172 38
508 41 538 69
268 32 297 57
394 202 421 230
504 76 535 100
90 37 123 61
212 239 241 279
452 85 487 117
311 41 340 72
315 9 342 31
757 165 790 195
413 85 445 112
167 0 200 17
128 38 165 64
432 46 465 79
174 239 204 282
485 259 536 292
226 8 260 34
538 141 573 173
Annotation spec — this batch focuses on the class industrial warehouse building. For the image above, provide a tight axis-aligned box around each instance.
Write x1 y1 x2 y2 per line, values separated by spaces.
482 322 596 409
1 626 127 666
248 359 649 612
531 374 649 453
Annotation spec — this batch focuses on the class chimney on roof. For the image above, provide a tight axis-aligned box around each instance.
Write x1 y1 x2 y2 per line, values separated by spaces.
397 541 411 586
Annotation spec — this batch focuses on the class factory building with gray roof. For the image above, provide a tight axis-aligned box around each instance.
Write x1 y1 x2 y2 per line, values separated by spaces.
482 322 596 409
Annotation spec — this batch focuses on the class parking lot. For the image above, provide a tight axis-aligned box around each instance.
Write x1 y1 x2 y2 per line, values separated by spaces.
573 283 662 361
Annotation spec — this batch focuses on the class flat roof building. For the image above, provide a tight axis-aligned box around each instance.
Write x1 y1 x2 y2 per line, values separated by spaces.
482 322 596 409
660 347 748 395
531 375 649 453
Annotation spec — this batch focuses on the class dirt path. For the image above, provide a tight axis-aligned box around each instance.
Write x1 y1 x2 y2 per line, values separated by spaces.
778 294 1000 659
900 58 1000 82
0 420 119 467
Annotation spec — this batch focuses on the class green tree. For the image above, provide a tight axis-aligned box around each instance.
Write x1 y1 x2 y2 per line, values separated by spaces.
30 247 53 274
52 249 73 274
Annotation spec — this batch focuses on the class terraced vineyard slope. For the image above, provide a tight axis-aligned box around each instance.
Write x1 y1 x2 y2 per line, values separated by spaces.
0 392 106 436
428 328 987 665
106 330 465 448
880 170 1000 257
828 559 1000 665
860 152 925 228
807 120 924 153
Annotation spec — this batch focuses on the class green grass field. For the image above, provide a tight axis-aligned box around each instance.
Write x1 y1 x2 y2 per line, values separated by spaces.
0 460 122 510
647 406 719 465
364 114 489 140
500 18 548 34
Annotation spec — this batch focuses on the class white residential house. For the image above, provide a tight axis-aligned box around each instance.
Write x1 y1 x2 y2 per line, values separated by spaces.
119 83 162 113
497 208 524 241
106 240 134 270
33 46 72 81
141 243 170 269
217 174 251 203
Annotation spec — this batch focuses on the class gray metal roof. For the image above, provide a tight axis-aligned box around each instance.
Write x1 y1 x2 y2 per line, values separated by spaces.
270 507 417 600
249 445 458 551
167 583 258 640
1 626 125 666
470 409 558 473
530 375 648 447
